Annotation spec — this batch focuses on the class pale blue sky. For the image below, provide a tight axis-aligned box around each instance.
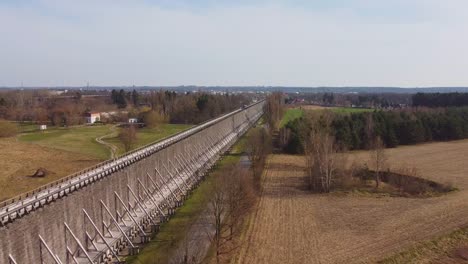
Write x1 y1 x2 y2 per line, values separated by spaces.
1 0 468 87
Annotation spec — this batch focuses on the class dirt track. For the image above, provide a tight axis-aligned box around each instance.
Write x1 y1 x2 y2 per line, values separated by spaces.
237 140 468 264
95 125 119 159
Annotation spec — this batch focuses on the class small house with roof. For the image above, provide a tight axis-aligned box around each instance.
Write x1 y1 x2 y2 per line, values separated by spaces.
84 112 101 124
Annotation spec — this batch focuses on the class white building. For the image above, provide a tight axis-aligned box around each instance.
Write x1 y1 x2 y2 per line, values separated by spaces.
39 125 47 130
85 112 101 124
128 118 138 123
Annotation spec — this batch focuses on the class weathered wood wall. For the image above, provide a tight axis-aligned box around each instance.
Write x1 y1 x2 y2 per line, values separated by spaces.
0 101 263 264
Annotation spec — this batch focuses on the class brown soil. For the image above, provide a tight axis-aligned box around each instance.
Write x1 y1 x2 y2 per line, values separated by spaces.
0 138 101 202
236 140 468 264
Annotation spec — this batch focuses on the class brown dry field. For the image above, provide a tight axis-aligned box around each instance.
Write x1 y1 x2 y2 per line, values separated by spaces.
0 138 100 202
236 140 468 264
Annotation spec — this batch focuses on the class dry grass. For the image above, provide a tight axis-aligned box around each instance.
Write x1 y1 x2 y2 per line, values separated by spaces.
236 140 468 263
0 124 190 202
379 226 468 264
0 138 100 202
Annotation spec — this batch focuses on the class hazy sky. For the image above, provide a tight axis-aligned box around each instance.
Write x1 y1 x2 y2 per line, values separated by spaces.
1 0 468 87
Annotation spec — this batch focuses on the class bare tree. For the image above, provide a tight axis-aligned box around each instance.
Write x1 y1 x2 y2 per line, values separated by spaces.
119 125 137 152
247 127 271 191
370 136 387 188
205 164 255 264
278 127 291 149
224 166 255 238
306 131 339 192
170 221 204 264
304 111 341 192
143 110 166 129
317 134 338 192
32 107 48 124
264 92 284 132
206 172 228 264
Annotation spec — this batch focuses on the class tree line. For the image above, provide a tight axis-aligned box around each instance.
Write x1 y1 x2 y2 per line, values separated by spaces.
412 92 468 107
282 107 468 154
201 95 276 263
0 89 249 134
96 89 250 125
286 92 411 108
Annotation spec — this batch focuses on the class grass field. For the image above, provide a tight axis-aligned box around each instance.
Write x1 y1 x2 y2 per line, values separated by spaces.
19 125 112 159
300 105 327 111
126 136 247 264
329 107 374 114
17 122 43 133
236 140 468 263
280 108 303 127
105 124 192 156
18 123 192 159
299 105 373 114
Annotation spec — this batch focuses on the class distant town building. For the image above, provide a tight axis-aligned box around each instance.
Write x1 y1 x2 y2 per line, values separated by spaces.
128 118 138 123
85 112 101 124
39 125 47 130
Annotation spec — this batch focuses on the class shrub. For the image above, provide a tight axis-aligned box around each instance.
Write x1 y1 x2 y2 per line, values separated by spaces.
119 125 137 152
403 181 430 195
142 111 166 129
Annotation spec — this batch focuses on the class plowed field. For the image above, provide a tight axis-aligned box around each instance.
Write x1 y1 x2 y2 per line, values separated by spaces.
237 140 468 263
